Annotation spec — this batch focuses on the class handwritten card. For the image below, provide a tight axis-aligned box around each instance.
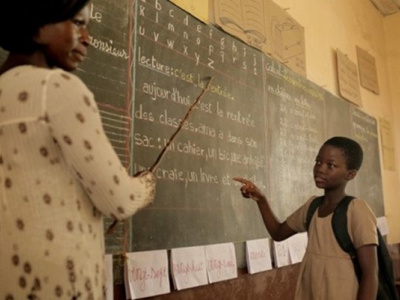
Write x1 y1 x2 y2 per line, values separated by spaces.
205 243 237 283
246 238 273 274
287 232 308 264
272 240 291 268
125 250 170 299
170 246 208 290
104 254 113 300
377 216 389 236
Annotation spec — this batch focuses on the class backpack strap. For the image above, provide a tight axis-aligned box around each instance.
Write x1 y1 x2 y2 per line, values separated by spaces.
331 196 361 280
376 228 399 300
305 196 324 231
333 198 399 300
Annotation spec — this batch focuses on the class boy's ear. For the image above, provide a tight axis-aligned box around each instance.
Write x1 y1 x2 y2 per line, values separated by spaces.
346 169 357 181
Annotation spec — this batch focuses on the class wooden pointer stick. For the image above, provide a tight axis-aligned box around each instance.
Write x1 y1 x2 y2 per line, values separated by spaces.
149 76 213 172
106 76 213 235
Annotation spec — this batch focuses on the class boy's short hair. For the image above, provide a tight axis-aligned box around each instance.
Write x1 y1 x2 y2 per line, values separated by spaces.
324 136 363 170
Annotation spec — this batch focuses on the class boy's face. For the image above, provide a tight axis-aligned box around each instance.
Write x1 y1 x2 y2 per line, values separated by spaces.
313 144 356 190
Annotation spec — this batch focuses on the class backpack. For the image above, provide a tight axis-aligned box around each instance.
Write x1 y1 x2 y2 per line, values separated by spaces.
306 195 399 300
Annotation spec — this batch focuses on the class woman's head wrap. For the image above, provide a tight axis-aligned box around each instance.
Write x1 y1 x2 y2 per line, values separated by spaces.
0 0 90 53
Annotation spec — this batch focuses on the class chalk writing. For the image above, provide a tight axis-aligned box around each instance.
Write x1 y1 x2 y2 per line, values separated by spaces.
131 0 267 255
265 55 325 221
265 60 324 101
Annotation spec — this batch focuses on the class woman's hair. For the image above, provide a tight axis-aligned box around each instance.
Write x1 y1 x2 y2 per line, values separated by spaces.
324 136 363 170
0 0 90 53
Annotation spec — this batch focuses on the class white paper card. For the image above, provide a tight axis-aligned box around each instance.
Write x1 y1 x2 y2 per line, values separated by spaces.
170 246 208 290
377 216 389 236
272 240 291 268
205 243 237 283
104 254 113 300
125 250 170 299
246 238 273 274
287 232 308 264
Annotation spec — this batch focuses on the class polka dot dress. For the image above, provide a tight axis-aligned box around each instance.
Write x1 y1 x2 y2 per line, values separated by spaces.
0 66 156 299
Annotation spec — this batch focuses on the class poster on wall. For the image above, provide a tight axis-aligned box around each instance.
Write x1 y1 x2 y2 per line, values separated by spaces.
170 0 209 23
212 0 306 76
356 46 380 94
337 49 362 107
379 117 396 171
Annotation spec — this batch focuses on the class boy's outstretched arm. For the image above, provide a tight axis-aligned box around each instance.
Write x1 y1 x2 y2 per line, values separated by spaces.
356 244 378 300
233 177 297 241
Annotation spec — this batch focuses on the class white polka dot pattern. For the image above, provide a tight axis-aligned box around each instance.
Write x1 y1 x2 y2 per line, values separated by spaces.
0 66 156 299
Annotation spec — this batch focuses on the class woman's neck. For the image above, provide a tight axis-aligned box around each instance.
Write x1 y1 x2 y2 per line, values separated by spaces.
0 52 49 75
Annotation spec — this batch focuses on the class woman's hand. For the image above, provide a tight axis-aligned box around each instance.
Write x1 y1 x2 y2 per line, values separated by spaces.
233 177 265 202
133 169 151 177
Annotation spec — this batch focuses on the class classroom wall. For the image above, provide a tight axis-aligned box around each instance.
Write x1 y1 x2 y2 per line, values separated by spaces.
118 1 400 299
383 12 400 244
250 0 400 244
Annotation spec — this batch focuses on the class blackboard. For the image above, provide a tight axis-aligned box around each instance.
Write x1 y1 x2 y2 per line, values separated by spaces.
75 0 132 257
77 0 131 166
130 0 269 252
263 57 384 220
324 91 356 196
0 49 7 64
325 91 384 215
127 0 384 255
350 107 384 216
264 56 326 220
0 0 385 273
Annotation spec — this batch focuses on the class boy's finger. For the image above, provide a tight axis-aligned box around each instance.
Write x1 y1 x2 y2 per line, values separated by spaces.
233 177 247 183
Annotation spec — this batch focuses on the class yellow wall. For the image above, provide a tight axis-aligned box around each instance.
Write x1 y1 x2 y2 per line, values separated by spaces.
185 0 400 243
270 0 400 244
383 13 400 244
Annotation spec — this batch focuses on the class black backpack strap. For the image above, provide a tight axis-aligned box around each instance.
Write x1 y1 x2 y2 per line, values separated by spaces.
376 229 399 300
331 197 399 299
331 196 361 280
305 196 324 231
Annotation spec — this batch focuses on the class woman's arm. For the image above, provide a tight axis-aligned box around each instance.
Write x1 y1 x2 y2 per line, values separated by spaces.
45 70 156 220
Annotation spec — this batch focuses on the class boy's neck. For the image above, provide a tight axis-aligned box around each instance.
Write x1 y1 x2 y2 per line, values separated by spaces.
323 189 347 205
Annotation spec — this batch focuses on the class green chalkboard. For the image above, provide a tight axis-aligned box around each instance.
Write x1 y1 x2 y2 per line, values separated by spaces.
264 56 326 220
0 0 385 275
350 107 384 216
0 49 7 64
263 56 384 220
89 0 383 256
75 0 132 257
130 0 269 252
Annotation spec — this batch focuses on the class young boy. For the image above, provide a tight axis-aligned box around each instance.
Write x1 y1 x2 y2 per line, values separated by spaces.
234 136 378 299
